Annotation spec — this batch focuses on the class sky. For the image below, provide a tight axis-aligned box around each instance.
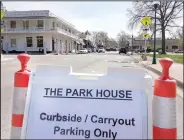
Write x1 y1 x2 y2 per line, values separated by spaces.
3 1 183 39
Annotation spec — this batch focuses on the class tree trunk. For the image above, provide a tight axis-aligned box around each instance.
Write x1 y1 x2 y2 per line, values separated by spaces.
161 25 166 54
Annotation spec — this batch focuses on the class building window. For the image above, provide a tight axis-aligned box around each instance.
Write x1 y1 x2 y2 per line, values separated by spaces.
10 21 16 28
1 36 3 48
52 22 55 28
166 46 168 49
10 39 16 47
36 36 43 47
37 20 44 28
23 20 29 29
172 45 178 49
26 37 33 47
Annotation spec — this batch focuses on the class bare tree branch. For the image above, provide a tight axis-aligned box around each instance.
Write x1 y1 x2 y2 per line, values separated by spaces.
126 1 183 54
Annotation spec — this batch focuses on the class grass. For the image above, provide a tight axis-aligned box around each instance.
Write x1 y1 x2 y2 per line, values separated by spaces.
146 54 183 64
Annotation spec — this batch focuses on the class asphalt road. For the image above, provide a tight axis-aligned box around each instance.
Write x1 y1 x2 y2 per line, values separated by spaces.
1 52 183 139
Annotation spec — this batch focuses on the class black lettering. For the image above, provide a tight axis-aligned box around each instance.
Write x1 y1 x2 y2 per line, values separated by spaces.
112 131 117 140
66 88 72 96
80 89 86 97
68 114 71 121
57 88 63 96
73 89 78 96
47 114 52 121
112 119 117 127
71 114 77 121
131 118 135 126
54 126 60 134
102 130 108 138
98 117 103 123
70 127 75 135
118 119 124 125
111 90 118 98
94 128 101 137
85 130 90 138
103 90 111 97
40 112 46 120
50 88 57 96
125 119 131 125
56 113 62 121
53 114 57 121
77 116 82 122
87 89 93 97
44 88 50 95
60 128 65 135
96 89 103 97
126 90 132 99
119 90 125 98
62 115 67 122
91 115 98 123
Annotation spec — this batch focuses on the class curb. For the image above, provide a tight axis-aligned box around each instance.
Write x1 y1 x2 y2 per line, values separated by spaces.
131 55 183 89
1 58 15 62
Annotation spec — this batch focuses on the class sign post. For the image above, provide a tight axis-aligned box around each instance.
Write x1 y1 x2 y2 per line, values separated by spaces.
140 16 152 61
1 4 5 59
21 65 153 139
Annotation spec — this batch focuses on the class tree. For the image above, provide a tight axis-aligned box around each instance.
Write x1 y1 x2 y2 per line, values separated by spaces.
116 31 130 48
92 31 109 49
107 38 118 48
175 27 183 47
127 1 183 54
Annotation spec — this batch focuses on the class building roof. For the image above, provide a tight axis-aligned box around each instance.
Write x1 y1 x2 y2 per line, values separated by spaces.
4 10 77 30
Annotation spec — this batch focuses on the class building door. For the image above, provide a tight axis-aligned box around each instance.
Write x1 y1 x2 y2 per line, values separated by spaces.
52 38 55 51
1 36 3 52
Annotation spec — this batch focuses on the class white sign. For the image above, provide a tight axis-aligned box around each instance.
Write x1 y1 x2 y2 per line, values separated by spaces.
22 66 153 139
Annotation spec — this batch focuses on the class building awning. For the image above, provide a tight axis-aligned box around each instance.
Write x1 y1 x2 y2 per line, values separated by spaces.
79 41 85 45
80 42 85 45
76 41 80 44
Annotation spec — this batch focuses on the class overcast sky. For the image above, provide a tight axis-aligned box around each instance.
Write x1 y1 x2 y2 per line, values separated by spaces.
3 1 183 39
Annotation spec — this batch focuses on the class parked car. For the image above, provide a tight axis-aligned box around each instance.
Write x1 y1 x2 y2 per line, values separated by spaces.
156 48 162 52
127 51 133 55
119 48 127 54
87 48 92 53
173 49 183 53
78 48 88 54
109 48 117 51
98 48 105 53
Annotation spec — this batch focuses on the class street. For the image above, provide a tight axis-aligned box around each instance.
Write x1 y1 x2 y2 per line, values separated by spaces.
1 53 183 139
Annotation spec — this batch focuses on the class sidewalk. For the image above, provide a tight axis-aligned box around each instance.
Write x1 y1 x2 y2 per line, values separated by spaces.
1 57 14 62
132 54 183 89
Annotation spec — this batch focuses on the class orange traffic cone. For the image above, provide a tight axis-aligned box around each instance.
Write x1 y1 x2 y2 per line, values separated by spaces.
153 58 177 139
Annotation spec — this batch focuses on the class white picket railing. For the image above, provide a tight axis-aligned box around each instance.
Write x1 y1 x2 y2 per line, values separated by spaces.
2 27 79 40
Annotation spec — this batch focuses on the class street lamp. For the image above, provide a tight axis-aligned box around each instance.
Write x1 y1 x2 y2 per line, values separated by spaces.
183 1 184 50
152 3 159 64
131 35 133 52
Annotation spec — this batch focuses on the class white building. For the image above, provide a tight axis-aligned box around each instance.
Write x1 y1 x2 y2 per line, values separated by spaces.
1 10 81 54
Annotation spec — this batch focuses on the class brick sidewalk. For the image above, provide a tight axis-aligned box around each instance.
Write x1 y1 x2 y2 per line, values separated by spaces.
132 55 183 88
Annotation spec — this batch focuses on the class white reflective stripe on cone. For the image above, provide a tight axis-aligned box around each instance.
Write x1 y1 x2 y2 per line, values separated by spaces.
153 95 176 128
10 126 22 139
12 87 27 114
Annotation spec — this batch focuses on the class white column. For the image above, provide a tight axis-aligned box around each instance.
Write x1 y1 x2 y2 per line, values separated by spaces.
25 42 27 53
57 40 60 55
44 42 47 55
71 41 73 53
60 40 62 54
5 40 8 54
44 19 46 31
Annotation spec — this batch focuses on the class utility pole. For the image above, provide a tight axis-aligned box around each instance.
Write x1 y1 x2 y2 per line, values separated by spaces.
131 34 133 52
183 1 184 52
152 3 159 64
